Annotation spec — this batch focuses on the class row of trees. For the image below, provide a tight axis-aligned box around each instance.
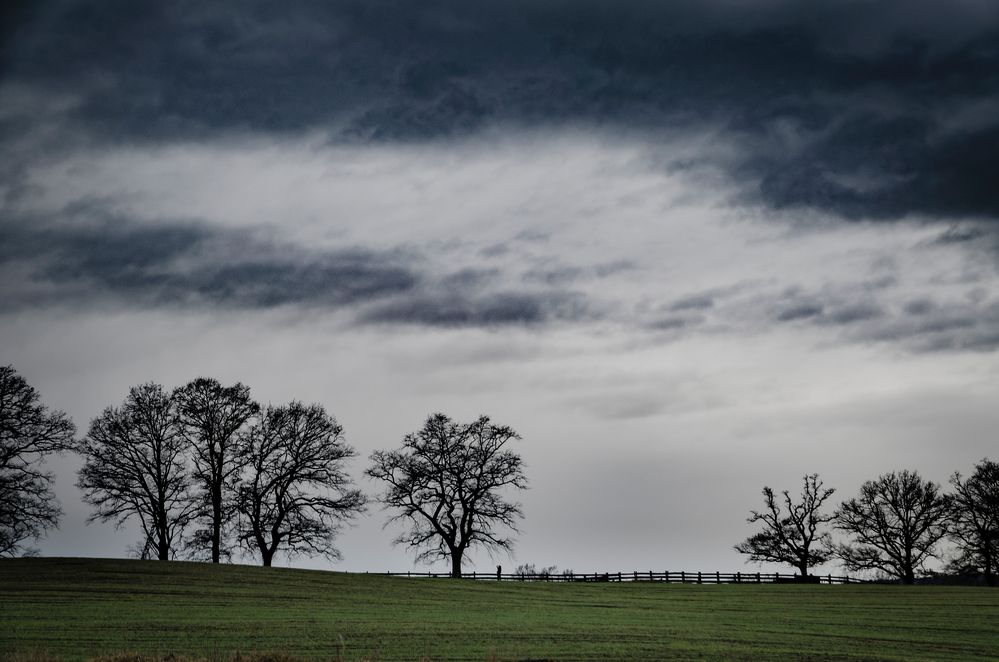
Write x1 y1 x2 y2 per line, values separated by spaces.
0 366 527 576
736 467 999 585
5 364 997 583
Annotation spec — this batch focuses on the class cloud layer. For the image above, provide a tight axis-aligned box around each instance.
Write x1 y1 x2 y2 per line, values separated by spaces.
4 0 999 223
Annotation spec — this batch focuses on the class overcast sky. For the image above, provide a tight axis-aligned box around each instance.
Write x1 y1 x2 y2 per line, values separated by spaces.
3 0 999 575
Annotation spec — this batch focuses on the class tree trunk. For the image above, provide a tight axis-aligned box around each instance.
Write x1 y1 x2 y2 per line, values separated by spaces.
211 485 222 563
262 549 273 567
450 550 463 578
903 567 915 585
797 561 809 580
157 535 170 561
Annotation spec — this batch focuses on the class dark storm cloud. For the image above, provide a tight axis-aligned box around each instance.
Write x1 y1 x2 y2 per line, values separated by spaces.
0 209 420 309
4 0 999 222
0 208 597 328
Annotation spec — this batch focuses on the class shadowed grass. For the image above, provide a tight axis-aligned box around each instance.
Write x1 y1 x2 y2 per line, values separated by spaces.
2 558 999 660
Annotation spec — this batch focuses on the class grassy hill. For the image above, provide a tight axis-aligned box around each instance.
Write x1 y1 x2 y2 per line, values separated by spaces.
2 558 998 661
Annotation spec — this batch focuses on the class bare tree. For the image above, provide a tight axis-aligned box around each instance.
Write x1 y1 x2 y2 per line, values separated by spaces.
735 473 836 578
949 458 999 585
77 383 196 560
0 365 76 556
236 402 365 567
366 413 527 578
173 377 259 563
834 469 951 584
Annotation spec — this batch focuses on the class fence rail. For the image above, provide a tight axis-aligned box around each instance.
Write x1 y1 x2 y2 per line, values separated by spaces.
369 570 859 584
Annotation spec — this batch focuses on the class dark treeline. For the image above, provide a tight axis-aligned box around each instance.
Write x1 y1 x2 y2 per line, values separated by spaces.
0 365 525 576
736 468 999 585
2 364 997 584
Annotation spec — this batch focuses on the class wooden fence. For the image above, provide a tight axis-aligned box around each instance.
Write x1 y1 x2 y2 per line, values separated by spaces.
371 570 858 584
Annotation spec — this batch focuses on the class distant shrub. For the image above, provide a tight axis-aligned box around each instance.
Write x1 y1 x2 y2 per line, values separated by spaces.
514 563 559 579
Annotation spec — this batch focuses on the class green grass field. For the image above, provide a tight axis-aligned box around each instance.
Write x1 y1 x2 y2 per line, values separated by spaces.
2 558 998 661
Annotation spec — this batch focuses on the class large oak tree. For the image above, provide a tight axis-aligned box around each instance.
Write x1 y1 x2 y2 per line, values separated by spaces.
949 458 999 585
236 402 365 567
835 469 950 584
367 413 527 578
735 473 836 578
173 377 258 563
0 365 76 556
77 383 196 560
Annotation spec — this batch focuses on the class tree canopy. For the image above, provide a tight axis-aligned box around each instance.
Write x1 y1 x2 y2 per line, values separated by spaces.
236 402 366 567
0 365 76 556
173 377 259 563
77 383 196 561
735 473 836 577
949 458 999 585
367 413 527 578
834 469 951 584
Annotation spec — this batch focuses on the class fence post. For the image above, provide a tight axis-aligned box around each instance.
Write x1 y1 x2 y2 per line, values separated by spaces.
617 572 622 582
697 571 702 584
756 572 760 583
680 571 685 583
665 571 670 583
736 571 741 583
828 574 832 584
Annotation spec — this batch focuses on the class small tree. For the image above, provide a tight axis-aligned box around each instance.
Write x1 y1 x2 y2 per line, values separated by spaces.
367 413 527 578
173 377 259 563
0 365 76 556
834 469 951 584
734 473 835 577
949 458 999 585
77 383 196 560
236 402 365 567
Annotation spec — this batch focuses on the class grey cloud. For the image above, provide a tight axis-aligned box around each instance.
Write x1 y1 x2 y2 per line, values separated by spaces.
0 209 602 329
4 1 999 222
362 290 593 328
771 285 999 351
825 303 884 325
478 243 510 258
903 298 935 316
669 294 715 312
649 316 697 331
657 276 999 352
593 260 635 278
777 303 824 322
523 266 583 287
439 267 500 292
934 225 989 245
523 260 635 286
0 211 420 310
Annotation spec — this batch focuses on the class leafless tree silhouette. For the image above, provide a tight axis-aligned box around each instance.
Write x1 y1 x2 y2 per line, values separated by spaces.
0 365 76 556
367 413 527 578
236 402 365 567
735 473 836 577
835 469 951 584
949 458 999 585
77 383 196 560
173 378 258 563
